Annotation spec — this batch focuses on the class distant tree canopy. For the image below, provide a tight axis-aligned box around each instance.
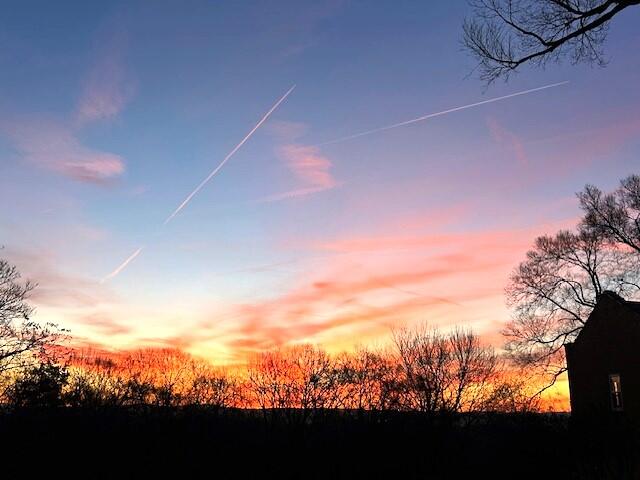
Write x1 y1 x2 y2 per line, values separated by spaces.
504 174 640 391
0 333 540 413
463 0 640 83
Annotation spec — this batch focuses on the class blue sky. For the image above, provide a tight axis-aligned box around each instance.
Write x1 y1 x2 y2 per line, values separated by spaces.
1 0 639 363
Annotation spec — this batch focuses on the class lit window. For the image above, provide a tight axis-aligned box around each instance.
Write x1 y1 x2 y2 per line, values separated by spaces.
609 374 623 411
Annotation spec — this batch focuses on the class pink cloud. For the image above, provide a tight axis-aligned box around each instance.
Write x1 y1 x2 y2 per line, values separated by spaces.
283 145 336 188
2 116 124 183
2 247 115 309
210 240 517 355
75 28 133 125
78 313 132 336
0 24 131 184
264 144 339 201
201 213 583 359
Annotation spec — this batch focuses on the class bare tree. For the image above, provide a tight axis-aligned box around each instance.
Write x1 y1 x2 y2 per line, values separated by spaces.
335 347 396 411
0 258 66 374
504 174 640 393
505 227 640 393
463 0 640 83
481 372 541 412
65 366 130 408
187 372 241 409
393 325 497 413
247 345 339 422
579 174 640 254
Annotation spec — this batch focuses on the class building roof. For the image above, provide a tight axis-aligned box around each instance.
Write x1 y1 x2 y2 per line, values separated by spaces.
598 290 640 315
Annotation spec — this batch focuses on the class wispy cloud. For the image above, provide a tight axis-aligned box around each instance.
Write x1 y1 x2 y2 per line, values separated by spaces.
204 214 580 358
3 247 115 309
264 144 338 201
2 117 125 183
75 24 133 125
78 313 133 336
0 24 131 184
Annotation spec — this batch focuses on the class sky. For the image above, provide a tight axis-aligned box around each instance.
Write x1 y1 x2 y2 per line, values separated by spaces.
1 0 639 370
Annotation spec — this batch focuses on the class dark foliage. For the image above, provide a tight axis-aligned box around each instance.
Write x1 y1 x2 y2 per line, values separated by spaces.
0 408 636 479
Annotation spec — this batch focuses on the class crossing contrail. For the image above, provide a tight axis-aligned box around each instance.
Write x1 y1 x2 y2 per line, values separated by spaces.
101 246 144 283
316 81 569 147
164 84 296 225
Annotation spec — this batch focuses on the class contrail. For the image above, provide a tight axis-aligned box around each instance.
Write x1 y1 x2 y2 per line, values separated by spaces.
164 84 297 225
101 247 144 283
101 85 296 282
316 81 569 147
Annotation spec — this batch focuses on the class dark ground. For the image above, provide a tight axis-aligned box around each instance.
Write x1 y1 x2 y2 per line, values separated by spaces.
0 409 638 479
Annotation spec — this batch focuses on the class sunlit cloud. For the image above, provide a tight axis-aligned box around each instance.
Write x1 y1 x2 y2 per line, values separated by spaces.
1 117 125 183
201 222 568 358
263 144 338 201
3 247 115 310
78 313 133 336
0 26 131 184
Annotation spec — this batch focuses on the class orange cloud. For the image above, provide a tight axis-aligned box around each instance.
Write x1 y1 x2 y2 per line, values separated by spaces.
78 313 133 336
207 220 577 360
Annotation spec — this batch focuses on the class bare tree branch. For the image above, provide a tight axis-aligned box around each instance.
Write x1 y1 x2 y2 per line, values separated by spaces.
463 0 640 83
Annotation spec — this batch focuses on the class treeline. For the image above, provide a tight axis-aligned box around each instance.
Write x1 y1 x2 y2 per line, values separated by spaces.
1 326 542 414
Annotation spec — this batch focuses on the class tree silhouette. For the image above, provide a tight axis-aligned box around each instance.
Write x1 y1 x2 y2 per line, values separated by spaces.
393 325 497 413
463 0 640 83
0 258 66 375
247 345 341 423
505 176 640 393
7 361 69 408
579 174 640 254
335 347 396 411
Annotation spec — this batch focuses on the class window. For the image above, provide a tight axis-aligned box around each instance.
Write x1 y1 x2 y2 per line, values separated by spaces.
609 374 623 412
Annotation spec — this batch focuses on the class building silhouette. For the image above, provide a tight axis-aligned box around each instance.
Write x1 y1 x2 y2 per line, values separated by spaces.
565 291 640 418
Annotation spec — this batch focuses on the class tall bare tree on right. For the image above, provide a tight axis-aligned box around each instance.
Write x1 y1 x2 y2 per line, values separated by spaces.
463 0 640 83
579 174 640 253
504 174 640 394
